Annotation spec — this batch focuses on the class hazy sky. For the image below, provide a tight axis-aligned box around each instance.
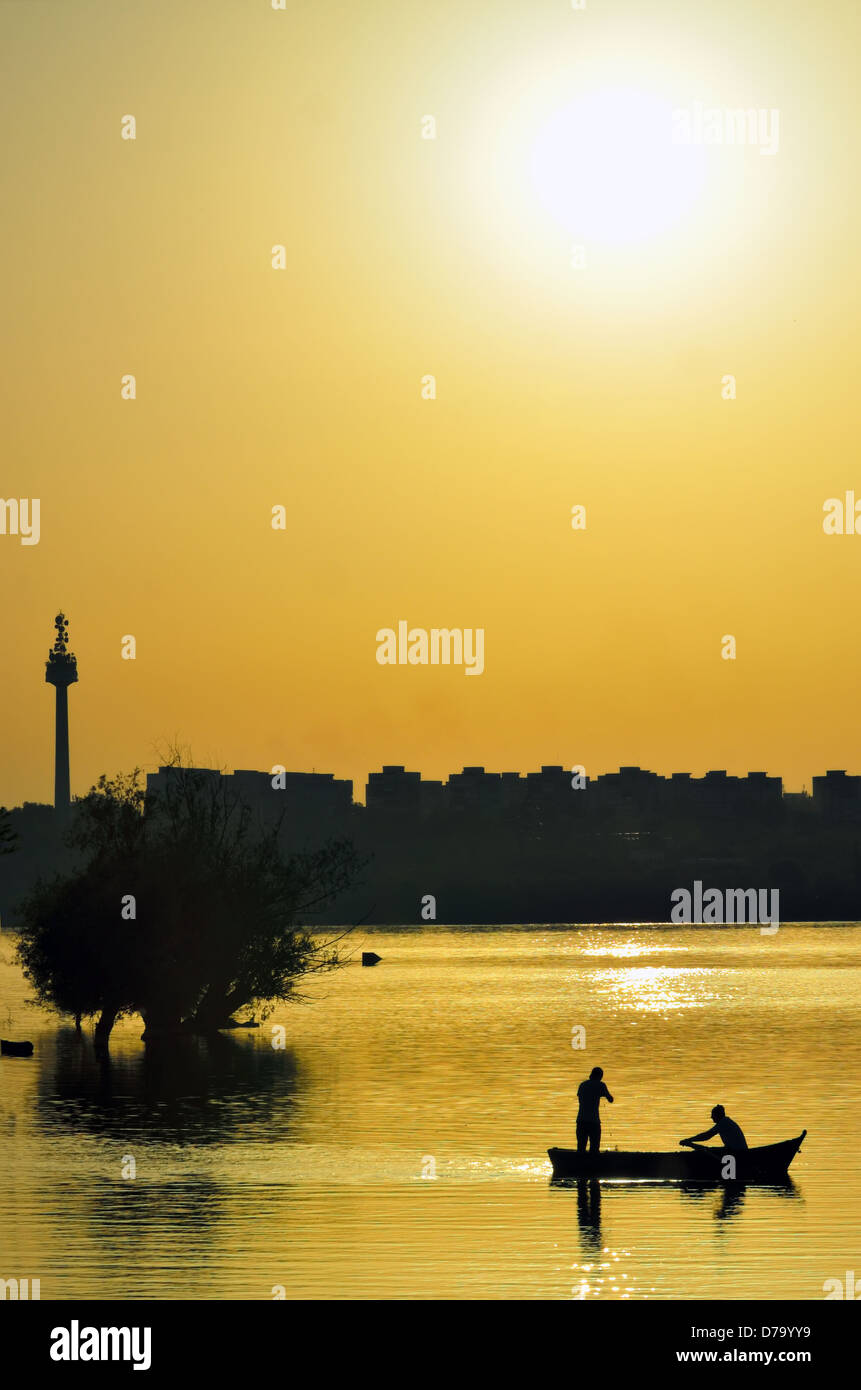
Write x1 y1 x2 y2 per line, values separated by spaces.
2 0 860 806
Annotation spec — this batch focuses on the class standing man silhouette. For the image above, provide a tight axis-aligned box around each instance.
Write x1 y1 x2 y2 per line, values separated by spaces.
577 1066 614 1153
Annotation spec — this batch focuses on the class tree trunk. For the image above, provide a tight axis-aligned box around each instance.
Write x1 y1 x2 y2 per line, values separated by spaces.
94 1006 118 1047
140 1005 187 1040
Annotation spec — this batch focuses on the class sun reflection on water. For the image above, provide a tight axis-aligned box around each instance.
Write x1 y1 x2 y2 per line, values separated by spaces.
581 940 690 959
589 964 720 1013
571 1247 638 1299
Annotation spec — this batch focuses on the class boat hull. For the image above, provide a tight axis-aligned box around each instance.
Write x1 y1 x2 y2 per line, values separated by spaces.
548 1132 806 1182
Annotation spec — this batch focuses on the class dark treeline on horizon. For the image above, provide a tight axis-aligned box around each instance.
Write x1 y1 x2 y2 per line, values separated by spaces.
3 761 861 926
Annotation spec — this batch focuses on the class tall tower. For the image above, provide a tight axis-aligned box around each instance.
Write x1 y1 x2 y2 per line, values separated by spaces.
45 612 78 814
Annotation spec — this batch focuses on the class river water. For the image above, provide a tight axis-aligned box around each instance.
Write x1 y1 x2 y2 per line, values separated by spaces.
0 924 858 1300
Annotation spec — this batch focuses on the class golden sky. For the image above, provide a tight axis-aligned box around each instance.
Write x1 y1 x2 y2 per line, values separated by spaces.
2 0 860 807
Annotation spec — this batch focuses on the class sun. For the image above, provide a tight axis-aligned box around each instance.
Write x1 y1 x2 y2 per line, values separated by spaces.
530 86 706 246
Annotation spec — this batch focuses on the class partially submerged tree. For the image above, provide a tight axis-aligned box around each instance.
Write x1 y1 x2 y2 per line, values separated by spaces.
16 758 363 1043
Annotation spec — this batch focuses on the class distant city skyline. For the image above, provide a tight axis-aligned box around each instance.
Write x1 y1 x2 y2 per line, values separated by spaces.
16 757 861 815
7 757 861 930
1 610 844 811
2 618 852 812
10 620 851 809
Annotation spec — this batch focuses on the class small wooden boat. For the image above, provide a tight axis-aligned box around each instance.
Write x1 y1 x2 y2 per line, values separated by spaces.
548 1131 806 1182
1 1039 34 1058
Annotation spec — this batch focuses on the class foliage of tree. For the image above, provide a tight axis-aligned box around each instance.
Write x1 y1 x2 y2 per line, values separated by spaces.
16 759 363 1043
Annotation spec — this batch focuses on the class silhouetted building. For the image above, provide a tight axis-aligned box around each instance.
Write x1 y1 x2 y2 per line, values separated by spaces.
812 770 861 819
524 766 572 817
448 767 503 815
419 779 445 817
145 765 354 849
593 766 662 816
366 766 422 816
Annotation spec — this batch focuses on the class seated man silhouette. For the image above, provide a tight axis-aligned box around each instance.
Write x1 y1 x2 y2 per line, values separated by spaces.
680 1104 747 1150
577 1066 613 1152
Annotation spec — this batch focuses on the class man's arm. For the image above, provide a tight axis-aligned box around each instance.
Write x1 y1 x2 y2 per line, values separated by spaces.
602 1084 614 1103
680 1125 718 1146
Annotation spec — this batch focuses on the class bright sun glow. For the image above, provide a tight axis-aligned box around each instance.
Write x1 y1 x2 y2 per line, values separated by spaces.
530 87 706 245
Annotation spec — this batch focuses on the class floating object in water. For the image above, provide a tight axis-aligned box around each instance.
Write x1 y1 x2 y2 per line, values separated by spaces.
547 1131 806 1182
1 1039 34 1057
362 952 382 967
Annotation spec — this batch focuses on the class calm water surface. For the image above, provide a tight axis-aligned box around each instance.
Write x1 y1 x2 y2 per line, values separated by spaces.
1 924 859 1300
